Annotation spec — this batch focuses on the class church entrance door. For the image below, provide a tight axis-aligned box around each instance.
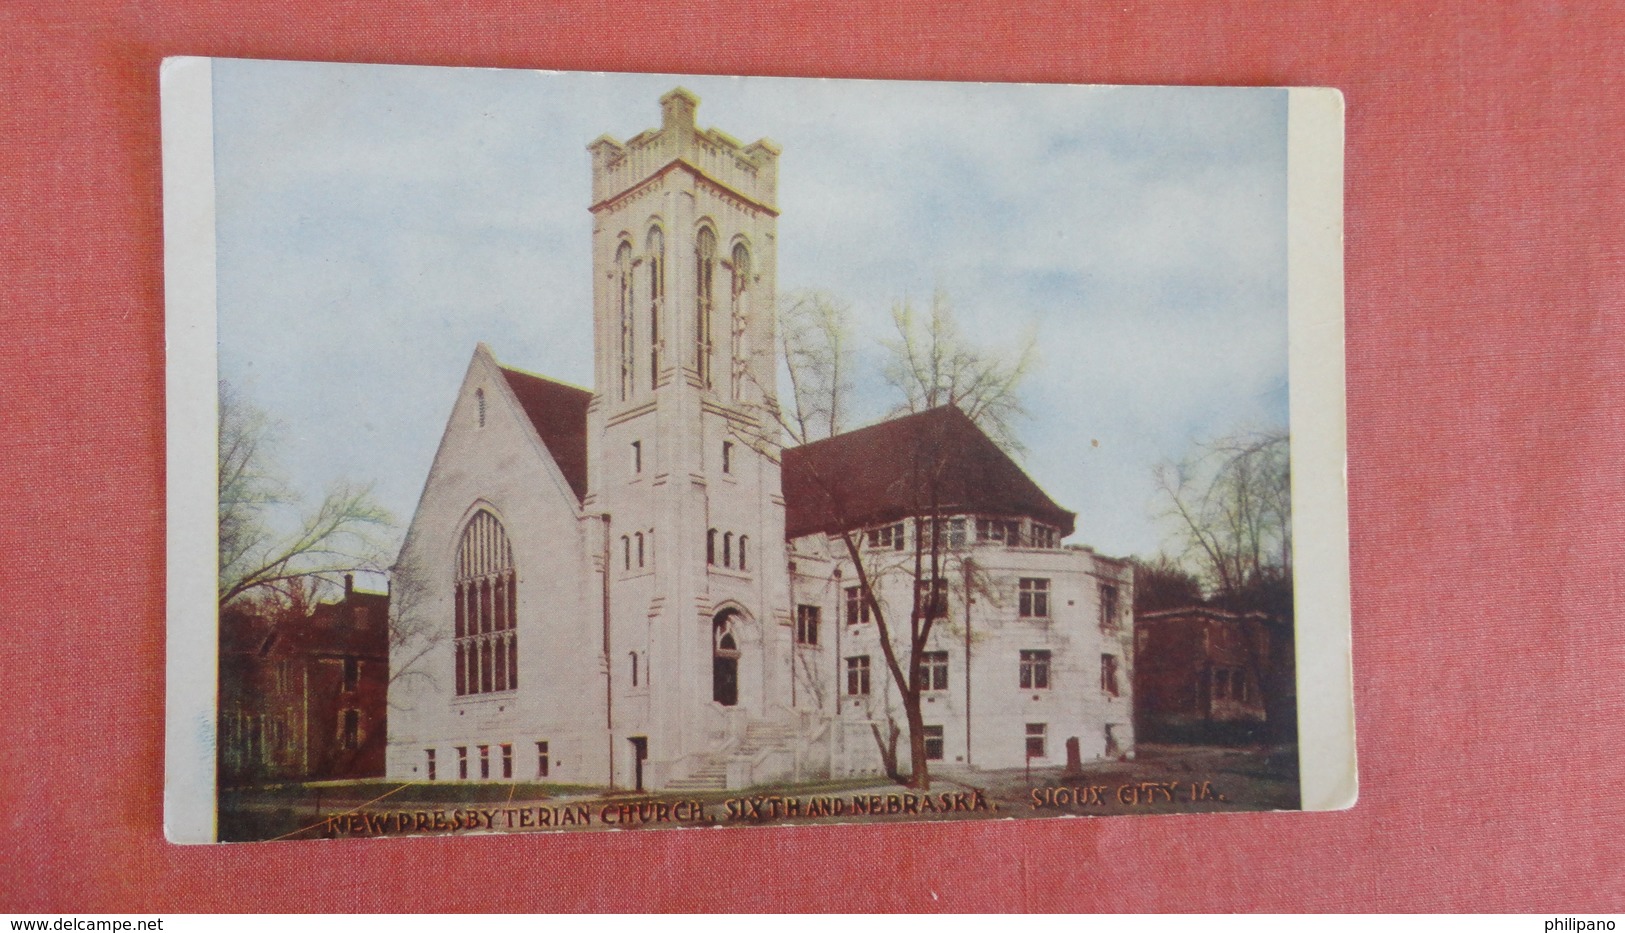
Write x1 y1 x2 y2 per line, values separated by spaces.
712 611 741 707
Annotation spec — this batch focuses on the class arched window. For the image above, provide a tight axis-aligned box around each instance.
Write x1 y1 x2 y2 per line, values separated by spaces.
617 241 634 400
635 531 645 568
712 611 740 706
723 531 733 568
622 535 631 571
647 227 664 387
730 242 750 399
630 651 639 687
707 528 717 566
694 226 717 387
475 388 486 428
739 535 748 571
455 510 517 696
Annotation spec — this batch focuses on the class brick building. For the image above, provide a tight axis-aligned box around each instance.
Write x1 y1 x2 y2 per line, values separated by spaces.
1132 606 1276 745
218 576 389 785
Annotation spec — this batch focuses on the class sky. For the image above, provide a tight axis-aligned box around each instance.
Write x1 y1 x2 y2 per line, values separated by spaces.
212 60 1289 564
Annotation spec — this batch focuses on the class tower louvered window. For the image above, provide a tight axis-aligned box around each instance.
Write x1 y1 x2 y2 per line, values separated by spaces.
617 241 633 400
648 227 664 387
730 241 750 400
454 510 518 696
695 227 716 387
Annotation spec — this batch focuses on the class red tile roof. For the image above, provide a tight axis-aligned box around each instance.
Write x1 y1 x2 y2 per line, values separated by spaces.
495 356 1073 536
500 367 592 502
781 405 1076 540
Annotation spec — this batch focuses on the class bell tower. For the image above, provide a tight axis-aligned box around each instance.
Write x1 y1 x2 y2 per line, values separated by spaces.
583 89 789 787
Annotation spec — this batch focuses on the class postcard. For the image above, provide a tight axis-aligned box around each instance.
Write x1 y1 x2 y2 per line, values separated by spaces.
163 59 1351 843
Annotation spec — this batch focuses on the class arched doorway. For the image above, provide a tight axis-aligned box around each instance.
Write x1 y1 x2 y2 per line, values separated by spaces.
712 610 741 706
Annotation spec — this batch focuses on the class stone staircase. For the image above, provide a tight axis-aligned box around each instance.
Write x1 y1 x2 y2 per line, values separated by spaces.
664 720 799 792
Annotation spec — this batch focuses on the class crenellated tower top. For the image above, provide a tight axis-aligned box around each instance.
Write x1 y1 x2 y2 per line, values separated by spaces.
588 87 780 215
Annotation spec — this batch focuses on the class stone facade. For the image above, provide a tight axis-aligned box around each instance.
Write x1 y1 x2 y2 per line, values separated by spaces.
386 89 1134 790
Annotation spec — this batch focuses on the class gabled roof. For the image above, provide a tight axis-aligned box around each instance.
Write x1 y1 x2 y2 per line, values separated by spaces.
500 367 592 502
781 405 1076 540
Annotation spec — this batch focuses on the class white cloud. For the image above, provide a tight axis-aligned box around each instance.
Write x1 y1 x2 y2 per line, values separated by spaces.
212 62 1289 560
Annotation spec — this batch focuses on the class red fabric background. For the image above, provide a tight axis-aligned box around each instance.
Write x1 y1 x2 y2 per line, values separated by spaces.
2 0 1621 913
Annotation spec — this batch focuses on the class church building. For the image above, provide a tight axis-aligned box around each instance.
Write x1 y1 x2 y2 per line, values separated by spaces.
385 89 1134 791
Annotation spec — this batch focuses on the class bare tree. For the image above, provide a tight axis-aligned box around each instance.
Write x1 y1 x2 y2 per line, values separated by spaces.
1154 429 1295 743
217 380 395 609
1129 554 1205 614
383 558 448 703
1154 428 1290 604
765 290 1034 789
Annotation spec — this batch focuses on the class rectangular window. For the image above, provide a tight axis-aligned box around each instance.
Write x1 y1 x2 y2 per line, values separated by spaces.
1030 525 1058 549
425 748 436 781
457 746 468 780
1101 654 1121 697
846 656 871 696
501 743 514 779
866 522 904 551
795 604 821 645
631 440 642 474
1019 649 1051 690
340 709 359 750
923 724 944 761
1019 578 1050 618
1025 723 1047 759
1099 584 1119 630
916 577 948 619
536 741 550 779
478 744 490 779
976 518 1021 545
921 650 949 691
845 586 870 625
342 656 359 691
722 440 733 474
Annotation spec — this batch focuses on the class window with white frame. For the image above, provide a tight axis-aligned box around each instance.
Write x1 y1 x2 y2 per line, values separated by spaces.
845 585 870 625
1019 649 1051 690
795 604 820 645
1025 723 1047 758
846 656 871 696
923 725 945 761
867 522 905 551
976 517 1021 545
921 650 949 691
915 576 948 619
1099 583 1119 630
1018 578 1050 618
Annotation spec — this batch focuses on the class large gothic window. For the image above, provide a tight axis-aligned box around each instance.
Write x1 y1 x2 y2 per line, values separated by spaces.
730 241 750 400
694 226 717 387
647 227 665 387
616 241 633 401
455 510 517 696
